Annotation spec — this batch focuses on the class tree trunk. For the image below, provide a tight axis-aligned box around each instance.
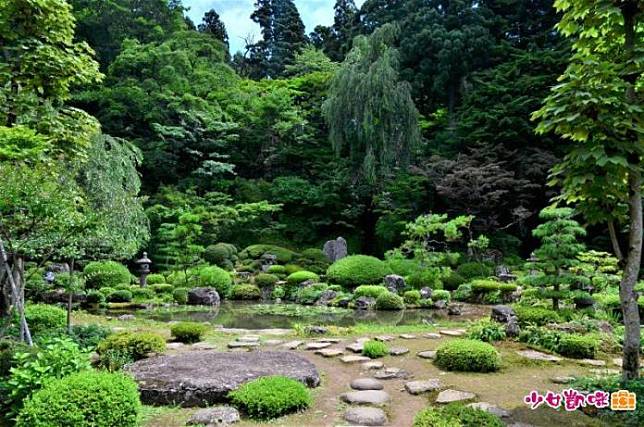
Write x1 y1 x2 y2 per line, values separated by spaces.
0 239 32 345
67 260 74 334
618 0 642 382
607 220 624 262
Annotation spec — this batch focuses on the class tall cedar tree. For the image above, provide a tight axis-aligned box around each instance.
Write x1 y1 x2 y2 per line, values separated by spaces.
311 0 359 61
198 9 229 49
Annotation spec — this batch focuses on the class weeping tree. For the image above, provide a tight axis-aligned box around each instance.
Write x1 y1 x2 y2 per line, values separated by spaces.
323 23 420 251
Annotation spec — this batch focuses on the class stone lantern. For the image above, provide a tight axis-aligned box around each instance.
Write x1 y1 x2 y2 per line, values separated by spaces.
527 252 539 276
135 252 152 287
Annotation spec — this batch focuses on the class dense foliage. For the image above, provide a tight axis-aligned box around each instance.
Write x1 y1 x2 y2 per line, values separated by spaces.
435 339 500 372
228 375 312 419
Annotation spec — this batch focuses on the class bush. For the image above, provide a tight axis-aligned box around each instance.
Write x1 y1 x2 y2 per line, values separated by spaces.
432 290 451 302
1 337 91 421
239 244 297 264
404 290 422 305
69 324 112 350
453 284 473 302
85 290 106 304
467 320 506 342
97 331 166 361
83 261 131 289
0 340 35 379
518 325 561 353
442 404 504 427
557 334 599 359
230 284 262 300
435 339 500 372
413 407 460 427
173 287 188 304
386 256 420 277
255 273 278 288
204 243 238 269
228 375 312 419
16 371 141 427
375 292 405 310
284 264 303 275
98 286 116 296
362 340 389 358
146 273 166 285
456 262 493 280
443 272 466 291
295 248 330 274
24 304 66 334
326 255 391 288
131 287 155 301
107 289 133 302
407 268 443 290
469 279 517 294
295 283 328 305
353 285 389 299
171 322 208 344
572 375 644 426
286 271 320 286
266 265 286 275
513 305 561 326
149 284 173 294
419 298 433 308
197 266 233 296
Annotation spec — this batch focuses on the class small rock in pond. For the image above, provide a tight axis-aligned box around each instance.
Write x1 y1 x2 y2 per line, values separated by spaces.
305 342 332 350
435 389 476 404
344 407 387 426
466 402 509 418
350 378 384 391
417 351 437 360
341 355 371 364
550 376 576 384
389 347 409 356
187 406 240 425
187 288 220 306
447 304 462 315
340 390 390 406
405 379 441 395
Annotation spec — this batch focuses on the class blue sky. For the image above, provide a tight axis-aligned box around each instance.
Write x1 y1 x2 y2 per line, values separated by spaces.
184 1 366 54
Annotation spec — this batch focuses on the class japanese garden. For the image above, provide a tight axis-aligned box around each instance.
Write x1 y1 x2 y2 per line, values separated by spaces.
0 1 642 426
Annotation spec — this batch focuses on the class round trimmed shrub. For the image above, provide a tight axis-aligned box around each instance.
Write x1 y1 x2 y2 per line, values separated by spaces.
83 261 131 289
326 255 391 288
16 371 141 427
295 283 328 305
284 264 303 275
149 284 173 294
271 286 285 299
24 304 66 334
197 266 233 296
239 244 297 264
85 290 106 304
413 407 460 427
286 271 319 286
266 265 286 275
98 286 116 296
173 287 188 304
295 248 330 274
146 273 166 285
435 339 500 372
228 375 312 419
353 285 389 299
97 331 166 360
204 243 238 269
362 340 389 358
230 284 262 300
255 273 279 288
171 322 208 343
69 324 112 350
375 292 405 310
131 287 155 301
456 262 493 280
513 306 561 326
107 289 132 303
403 290 422 305
442 404 504 427
443 272 466 291
432 289 451 302
557 334 599 359
407 269 443 290
453 284 473 302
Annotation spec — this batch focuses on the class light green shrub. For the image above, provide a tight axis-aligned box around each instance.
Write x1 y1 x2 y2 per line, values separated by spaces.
432 290 451 302
435 339 500 372
286 271 320 286
255 273 279 287
146 274 166 285
295 283 328 305
353 285 389 299
149 284 173 294
170 322 208 343
403 290 422 305
326 255 391 288
362 340 389 358
83 261 131 289
557 334 599 359
97 331 166 361
267 265 286 275
228 375 312 419
230 284 262 300
239 245 297 264
413 407 460 427
106 289 132 302
197 266 233 296
453 284 472 301
513 305 561 326
467 320 506 342
375 292 405 310
24 304 66 334
173 287 188 304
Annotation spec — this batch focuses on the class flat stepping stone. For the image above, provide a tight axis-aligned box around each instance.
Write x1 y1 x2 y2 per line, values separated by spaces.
551 376 576 384
350 378 384 390
237 335 260 342
439 329 465 337
467 402 509 418
344 407 387 426
316 338 343 343
191 342 216 350
374 367 409 380
316 349 343 357
305 342 332 350
424 333 442 339
166 342 185 350
590 368 621 375
356 337 371 343
417 350 437 359
436 389 476 404
375 335 394 342
340 390 390 406
341 355 371 364
516 350 562 362
389 347 409 356
361 361 384 370
578 359 606 367
613 358 622 367
227 341 259 349
264 339 283 346
346 342 365 353
187 406 240 425
128 351 319 406
281 340 303 350
399 334 417 339
405 379 441 395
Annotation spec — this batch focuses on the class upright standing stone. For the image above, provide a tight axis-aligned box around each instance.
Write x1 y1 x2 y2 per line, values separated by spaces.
323 237 348 262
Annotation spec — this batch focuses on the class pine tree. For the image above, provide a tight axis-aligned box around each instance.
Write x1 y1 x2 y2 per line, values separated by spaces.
311 0 359 61
198 9 229 48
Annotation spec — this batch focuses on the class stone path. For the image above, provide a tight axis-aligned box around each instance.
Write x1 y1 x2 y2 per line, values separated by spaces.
404 379 441 395
417 350 436 359
436 389 476 404
516 349 562 362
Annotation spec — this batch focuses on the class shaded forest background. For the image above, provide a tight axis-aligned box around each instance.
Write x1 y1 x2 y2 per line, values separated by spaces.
68 0 590 262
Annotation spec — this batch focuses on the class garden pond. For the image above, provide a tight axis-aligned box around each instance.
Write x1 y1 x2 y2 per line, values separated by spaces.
92 302 489 329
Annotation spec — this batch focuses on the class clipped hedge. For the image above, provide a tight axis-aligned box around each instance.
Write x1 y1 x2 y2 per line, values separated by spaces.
403 290 421 305
173 287 188 304
16 371 141 427
286 271 320 286
513 305 560 326
326 255 391 288
413 407 461 427
24 304 66 334
353 285 389 299
171 322 208 344
456 262 493 280
230 284 262 300
83 261 131 289
97 331 166 360
239 244 297 264
255 273 279 288
469 279 517 293
432 289 451 302
228 375 312 419
197 266 233 296
375 292 405 310
106 289 132 303
146 273 166 285
435 339 500 372
204 243 238 269
266 265 286 275
557 334 599 359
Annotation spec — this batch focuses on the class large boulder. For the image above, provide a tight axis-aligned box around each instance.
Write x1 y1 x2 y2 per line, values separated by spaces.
384 275 405 294
355 296 376 310
323 237 348 262
490 305 520 337
187 288 221 306
128 351 320 406
315 290 337 306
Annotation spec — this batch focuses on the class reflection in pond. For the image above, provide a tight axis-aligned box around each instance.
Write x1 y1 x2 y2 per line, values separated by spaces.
93 302 488 329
